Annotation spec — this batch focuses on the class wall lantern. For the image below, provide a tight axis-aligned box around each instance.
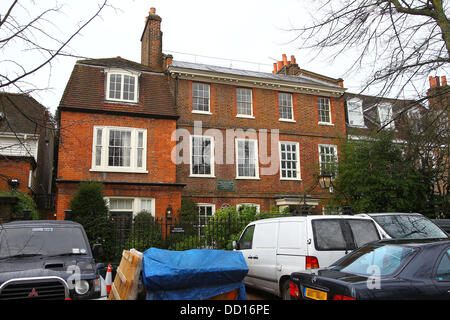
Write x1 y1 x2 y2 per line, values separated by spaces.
166 205 173 220
318 173 333 190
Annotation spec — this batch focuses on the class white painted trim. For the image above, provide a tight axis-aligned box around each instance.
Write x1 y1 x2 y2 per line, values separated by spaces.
91 126 147 173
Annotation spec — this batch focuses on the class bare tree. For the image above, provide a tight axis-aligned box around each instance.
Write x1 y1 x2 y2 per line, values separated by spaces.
0 0 110 95
290 0 450 100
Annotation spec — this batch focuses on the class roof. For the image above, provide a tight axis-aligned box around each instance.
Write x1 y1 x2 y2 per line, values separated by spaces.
344 92 421 131
170 60 343 89
59 57 178 119
0 93 48 135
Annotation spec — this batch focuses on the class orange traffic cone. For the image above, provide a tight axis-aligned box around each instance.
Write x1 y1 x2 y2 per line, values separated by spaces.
105 264 112 295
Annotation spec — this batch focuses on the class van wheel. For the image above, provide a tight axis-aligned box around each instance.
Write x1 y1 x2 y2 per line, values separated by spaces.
280 280 292 300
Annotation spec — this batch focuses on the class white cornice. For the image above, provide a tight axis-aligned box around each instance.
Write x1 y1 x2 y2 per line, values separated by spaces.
168 67 346 97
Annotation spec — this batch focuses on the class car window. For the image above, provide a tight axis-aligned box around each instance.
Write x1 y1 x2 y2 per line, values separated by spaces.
331 244 417 276
312 219 347 250
372 215 448 239
239 225 255 250
347 220 380 248
436 249 450 281
0 226 88 258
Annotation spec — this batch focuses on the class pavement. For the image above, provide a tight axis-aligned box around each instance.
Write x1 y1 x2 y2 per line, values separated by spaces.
245 286 280 300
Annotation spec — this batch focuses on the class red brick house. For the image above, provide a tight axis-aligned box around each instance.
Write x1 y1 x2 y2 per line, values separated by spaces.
54 9 184 222
56 7 348 222
0 93 55 209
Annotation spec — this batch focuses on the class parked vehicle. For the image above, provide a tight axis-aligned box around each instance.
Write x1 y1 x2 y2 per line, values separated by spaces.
357 213 448 239
290 238 450 300
0 220 106 300
232 215 381 299
432 219 450 234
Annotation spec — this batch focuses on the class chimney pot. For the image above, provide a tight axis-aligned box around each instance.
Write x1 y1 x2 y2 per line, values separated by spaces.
429 76 436 88
282 54 288 66
273 62 278 73
435 76 441 87
277 61 283 70
290 55 296 64
150 7 156 15
441 76 447 86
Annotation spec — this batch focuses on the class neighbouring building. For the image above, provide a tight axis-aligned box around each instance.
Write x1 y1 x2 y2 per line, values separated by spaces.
0 92 55 218
54 8 185 222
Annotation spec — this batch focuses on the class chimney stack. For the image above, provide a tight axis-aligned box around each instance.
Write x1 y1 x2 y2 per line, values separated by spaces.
273 54 300 75
141 7 163 71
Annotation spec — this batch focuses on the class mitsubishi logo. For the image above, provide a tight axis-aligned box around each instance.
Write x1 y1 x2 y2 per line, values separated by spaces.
28 288 38 297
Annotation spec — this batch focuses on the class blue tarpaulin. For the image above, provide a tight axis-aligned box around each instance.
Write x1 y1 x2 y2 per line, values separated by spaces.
141 248 249 300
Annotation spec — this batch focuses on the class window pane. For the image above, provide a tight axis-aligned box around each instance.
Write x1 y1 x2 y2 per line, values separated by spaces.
108 130 131 167
193 83 210 111
123 75 135 101
347 100 365 127
318 98 331 123
319 145 337 174
237 88 252 115
280 142 300 179
95 128 102 166
192 136 212 175
279 93 293 120
312 220 347 250
347 220 380 248
237 140 257 177
109 74 122 100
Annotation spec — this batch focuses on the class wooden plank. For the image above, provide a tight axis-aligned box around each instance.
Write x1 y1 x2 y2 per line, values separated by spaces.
108 249 143 300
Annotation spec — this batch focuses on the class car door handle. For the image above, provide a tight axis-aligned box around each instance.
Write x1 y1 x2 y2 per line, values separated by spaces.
247 256 259 260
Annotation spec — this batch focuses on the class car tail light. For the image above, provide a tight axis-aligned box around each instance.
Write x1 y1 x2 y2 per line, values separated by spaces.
289 282 300 298
333 294 356 300
305 256 319 269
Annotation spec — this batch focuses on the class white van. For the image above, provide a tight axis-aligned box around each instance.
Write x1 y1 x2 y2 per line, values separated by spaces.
233 215 381 299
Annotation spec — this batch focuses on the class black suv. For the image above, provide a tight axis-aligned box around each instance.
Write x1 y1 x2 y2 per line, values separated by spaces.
0 220 105 300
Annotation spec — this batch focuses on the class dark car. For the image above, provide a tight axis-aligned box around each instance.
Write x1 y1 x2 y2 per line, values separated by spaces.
0 220 105 300
289 238 450 300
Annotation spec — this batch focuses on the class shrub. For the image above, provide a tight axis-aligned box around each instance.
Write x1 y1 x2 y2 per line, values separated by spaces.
124 211 163 251
69 182 115 260
0 191 39 220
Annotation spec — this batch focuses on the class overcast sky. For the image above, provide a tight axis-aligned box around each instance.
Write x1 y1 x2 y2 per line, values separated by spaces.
1 0 433 114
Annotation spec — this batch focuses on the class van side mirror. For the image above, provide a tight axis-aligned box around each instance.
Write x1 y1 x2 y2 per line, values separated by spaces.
92 244 103 259
232 240 239 250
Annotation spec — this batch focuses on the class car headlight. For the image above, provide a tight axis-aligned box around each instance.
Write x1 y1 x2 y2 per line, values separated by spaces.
75 280 90 295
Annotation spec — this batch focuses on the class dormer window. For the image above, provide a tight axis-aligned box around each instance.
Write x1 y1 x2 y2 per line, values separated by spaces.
105 69 139 103
347 98 365 127
377 102 395 130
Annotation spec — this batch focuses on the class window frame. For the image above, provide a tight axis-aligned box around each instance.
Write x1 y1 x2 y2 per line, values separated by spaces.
236 87 254 118
105 68 139 104
318 144 338 175
346 98 366 128
377 102 396 130
318 97 333 125
279 141 302 181
105 196 156 218
189 135 215 178
91 126 147 173
235 138 260 179
278 92 295 122
192 82 211 114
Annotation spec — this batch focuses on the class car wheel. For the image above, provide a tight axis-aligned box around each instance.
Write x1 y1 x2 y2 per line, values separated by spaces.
280 280 292 300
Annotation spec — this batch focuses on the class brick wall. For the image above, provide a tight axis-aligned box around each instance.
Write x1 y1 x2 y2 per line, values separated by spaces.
174 78 346 212
0 158 33 194
57 110 177 184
